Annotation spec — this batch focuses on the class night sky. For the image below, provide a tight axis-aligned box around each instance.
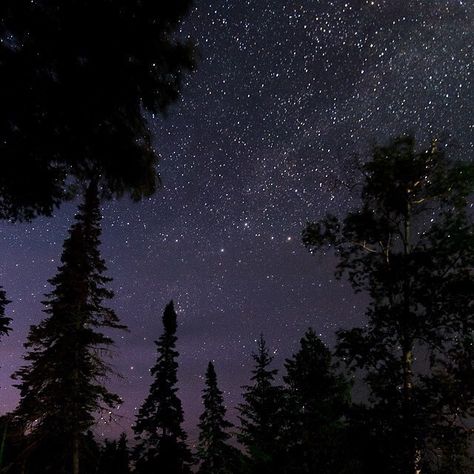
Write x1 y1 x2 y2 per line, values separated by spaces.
0 0 473 444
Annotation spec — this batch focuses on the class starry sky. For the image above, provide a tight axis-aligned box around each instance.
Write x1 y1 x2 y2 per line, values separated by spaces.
0 0 473 443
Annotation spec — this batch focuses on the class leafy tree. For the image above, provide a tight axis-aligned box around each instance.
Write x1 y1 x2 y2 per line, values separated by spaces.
134 301 192 474
303 135 474 473
98 433 130 474
282 328 350 474
0 1 195 221
196 361 238 474
238 335 283 474
0 287 11 339
12 181 126 474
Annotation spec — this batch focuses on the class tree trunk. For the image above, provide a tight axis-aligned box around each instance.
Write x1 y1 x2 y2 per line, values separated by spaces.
72 431 80 474
401 200 419 474
402 347 417 474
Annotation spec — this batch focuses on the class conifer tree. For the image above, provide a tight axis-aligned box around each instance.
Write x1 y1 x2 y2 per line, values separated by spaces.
197 361 237 474
0 413 25 473
282 328 350 474
238 335 283 474
98 433 130 474
116 433 130 474
134 301 192 474
13 181 126 474
81 430 102 474
303 135 474 473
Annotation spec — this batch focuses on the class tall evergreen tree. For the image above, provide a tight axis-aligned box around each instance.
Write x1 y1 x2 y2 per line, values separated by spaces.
12 181 126 474
197 361 237 474
238 335 283 474
134 301 192 474
303 135 474 473
282 328 351 474
0 1 195 221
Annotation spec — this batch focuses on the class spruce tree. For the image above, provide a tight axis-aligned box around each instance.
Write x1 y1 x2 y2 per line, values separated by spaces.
134 301 192 474
282 328 350 474
238 335 283 474
197 361 237 474
303 135 474 473
13 181 125 474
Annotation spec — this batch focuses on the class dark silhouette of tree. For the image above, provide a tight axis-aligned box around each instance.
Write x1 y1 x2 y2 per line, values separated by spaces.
12 181 126 474
98 433 130 474
0 1 195 221
238 335 284 474
0 287 11 339
0 413 25 474
81 430 102 474
303 135 474 474
335 405 388 474
134 301 192 474
282 328 351 474
196 361 238 474
0 288 12 398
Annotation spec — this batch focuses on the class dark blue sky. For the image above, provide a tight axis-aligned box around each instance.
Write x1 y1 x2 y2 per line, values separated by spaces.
0 0 472 443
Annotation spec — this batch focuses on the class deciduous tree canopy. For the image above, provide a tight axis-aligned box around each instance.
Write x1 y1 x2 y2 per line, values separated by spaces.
303 135 474 473
0 0 195 221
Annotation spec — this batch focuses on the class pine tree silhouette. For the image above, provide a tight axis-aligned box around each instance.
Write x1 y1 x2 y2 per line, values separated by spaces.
197 362 237 474
134 301 192 474
13 182 126 474
282 328 350 474
238 335 283 474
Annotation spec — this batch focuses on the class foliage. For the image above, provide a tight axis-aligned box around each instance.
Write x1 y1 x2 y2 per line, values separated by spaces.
303 135 474 473
238 335 284 474
134 301 192 474
0 0 195 221
0 288 11 340
12 182 126 473
282 328 351 474
197 362 238 474
98 433 130 474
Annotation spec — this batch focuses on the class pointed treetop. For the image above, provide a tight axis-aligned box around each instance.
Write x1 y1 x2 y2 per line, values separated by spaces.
206 361 217 381
134 299 191 473
163 300 177 335
252 334 275 373
295 328 331 366
197 360 235 474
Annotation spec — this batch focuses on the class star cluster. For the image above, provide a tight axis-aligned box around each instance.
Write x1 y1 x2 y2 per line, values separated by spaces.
0 0 472 441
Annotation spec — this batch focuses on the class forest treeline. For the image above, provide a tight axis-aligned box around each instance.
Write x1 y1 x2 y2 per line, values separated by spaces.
1 2 473 474
0 135 473 474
